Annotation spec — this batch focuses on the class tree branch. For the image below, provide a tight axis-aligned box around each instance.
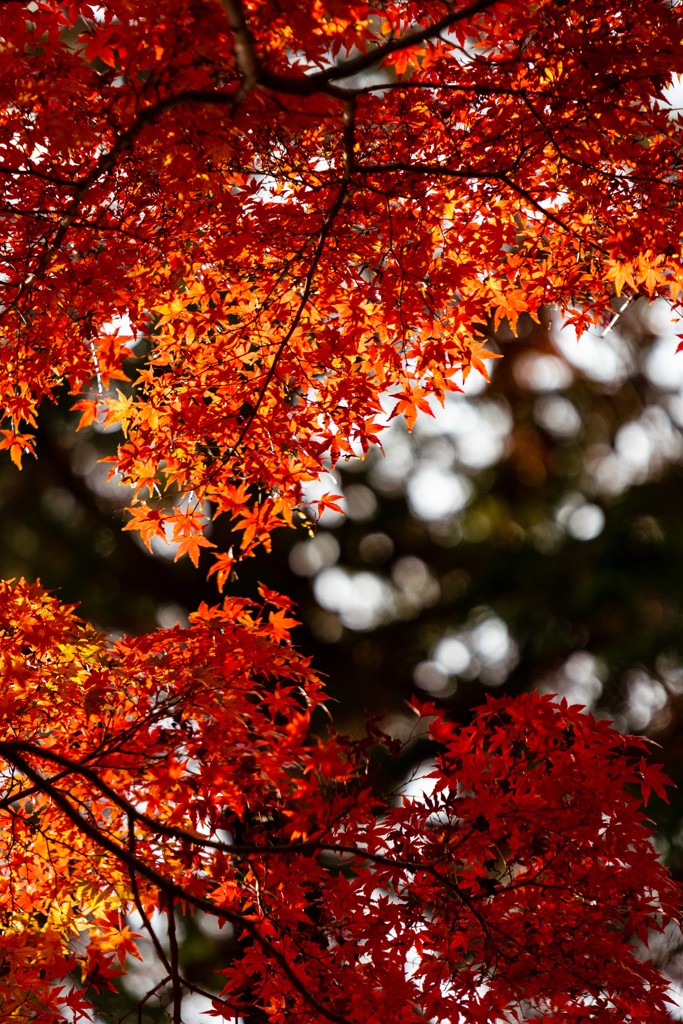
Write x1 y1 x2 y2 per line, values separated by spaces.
256 0 503 96
219 0 260 99
166 892 182 1024
0 743 358 1024
216 177 351 474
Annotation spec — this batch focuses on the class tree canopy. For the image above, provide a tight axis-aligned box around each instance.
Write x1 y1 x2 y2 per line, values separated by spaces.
4 0 683 572
0 1 682 1021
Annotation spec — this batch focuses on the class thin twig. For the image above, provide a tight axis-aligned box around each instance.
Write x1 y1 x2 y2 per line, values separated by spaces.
166 893 182 1024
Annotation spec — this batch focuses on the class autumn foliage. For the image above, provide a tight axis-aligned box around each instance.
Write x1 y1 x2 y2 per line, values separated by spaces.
0 579 678 1023
0 0 682 1020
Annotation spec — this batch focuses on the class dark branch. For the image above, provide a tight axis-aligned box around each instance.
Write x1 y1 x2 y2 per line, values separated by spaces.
257 0 503 97
0 743 358 1024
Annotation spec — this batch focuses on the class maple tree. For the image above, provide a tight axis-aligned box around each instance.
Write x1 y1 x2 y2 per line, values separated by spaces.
0 579 678 1023
0 0 682 1020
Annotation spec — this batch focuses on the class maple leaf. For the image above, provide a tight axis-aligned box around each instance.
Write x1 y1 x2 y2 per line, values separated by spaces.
460 338 502 384
71 396 100 430
121 505 167 551
638 757 672 805
606 260 636 297
207 550 237 592
100 389 135 433
390 383 435 431
173 531 216 568
384 43 421 78
0 430 35 468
